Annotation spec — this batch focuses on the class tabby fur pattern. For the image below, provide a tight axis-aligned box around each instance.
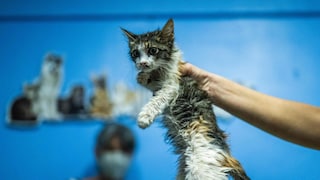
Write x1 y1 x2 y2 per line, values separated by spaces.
122 19 249 180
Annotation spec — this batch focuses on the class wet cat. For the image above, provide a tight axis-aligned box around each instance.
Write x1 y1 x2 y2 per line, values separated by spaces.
122 19 250 180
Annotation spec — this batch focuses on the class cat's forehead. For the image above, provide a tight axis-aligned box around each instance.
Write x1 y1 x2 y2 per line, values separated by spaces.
129 31 161 47
45 54 62 65
129 30 171 50
140 30 161 40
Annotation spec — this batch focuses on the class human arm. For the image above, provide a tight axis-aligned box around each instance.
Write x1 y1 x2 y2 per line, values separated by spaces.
180 63 320 150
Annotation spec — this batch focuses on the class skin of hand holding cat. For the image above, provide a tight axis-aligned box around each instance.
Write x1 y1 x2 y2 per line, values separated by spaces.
180 63 320 150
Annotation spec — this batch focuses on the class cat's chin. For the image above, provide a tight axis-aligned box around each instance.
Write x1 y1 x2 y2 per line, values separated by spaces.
138 67 154 73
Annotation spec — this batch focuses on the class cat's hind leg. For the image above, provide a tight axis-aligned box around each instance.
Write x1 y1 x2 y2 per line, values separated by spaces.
222 155 250 180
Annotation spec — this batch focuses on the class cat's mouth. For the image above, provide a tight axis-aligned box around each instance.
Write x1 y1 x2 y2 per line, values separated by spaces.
137 63 154 72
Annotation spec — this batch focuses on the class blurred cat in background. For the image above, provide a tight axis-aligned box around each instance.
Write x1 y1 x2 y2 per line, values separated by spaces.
9 53 63 122
90 74 113 119
58 85 87 118
9 84 39 123
111 81 151 118
33 53 63 120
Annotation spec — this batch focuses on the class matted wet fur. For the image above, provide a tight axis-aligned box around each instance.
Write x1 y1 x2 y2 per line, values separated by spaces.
122 19 250 180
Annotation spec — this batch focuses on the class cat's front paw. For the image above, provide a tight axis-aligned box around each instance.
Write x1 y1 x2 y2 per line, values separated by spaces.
137 71 151 86
137 111 154 129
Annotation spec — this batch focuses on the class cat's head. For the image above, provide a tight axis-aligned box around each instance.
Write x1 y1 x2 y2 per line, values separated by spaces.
92 75 106 89
70 85 85 104
122 19 175 72
42 53 63 76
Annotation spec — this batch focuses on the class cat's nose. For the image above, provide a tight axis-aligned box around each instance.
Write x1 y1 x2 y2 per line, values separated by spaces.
139 62 149 68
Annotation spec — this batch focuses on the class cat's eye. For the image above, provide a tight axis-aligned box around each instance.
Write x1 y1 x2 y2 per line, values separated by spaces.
148 47 159 55
131 50 140 58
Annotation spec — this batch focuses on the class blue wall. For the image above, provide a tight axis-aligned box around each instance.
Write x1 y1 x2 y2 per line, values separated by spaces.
1 1 320 180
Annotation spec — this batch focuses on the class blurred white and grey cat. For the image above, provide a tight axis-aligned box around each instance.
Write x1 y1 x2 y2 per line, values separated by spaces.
34 53 62 120
10 53 63 121
122 19 249 180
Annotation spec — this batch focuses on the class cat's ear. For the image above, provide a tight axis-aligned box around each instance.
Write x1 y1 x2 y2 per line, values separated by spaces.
160 19 174 41
23 83 31 91
121 28 138 42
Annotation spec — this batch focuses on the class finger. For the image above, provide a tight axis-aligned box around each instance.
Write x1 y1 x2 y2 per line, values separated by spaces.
180 62 195 76
181 63 206 81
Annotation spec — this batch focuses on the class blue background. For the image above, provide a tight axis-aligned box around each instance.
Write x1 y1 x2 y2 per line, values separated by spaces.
1 1 320 179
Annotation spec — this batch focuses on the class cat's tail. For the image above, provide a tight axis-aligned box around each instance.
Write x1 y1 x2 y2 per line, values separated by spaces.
223 155 250 180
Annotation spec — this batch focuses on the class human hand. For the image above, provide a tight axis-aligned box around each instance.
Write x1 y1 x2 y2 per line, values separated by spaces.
180 62 219 102
180 62 208 81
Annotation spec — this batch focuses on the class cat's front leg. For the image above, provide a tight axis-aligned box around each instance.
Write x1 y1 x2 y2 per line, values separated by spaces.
138 111 154 129
138 83 178 129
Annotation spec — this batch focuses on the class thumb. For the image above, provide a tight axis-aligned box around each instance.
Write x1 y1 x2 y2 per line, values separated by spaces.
180 62 207 82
